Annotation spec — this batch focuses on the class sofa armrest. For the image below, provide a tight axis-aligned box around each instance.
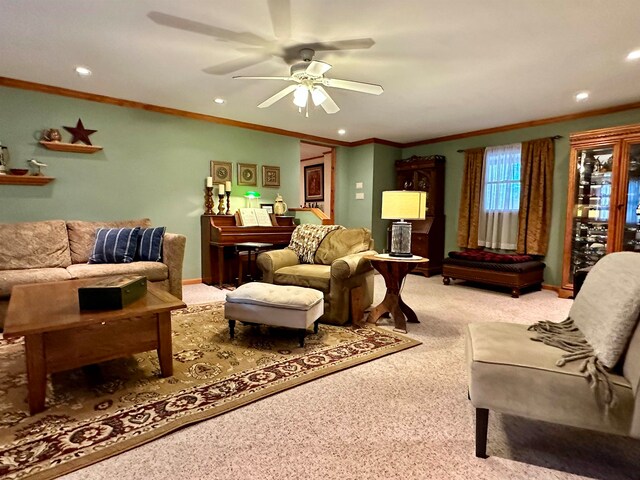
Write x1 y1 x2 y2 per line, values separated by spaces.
163 233 186 299
257 248 300 283
331 250 377 280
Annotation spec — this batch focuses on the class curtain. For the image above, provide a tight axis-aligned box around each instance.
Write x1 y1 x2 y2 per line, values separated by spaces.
457 148 485 248
478 143 522 250
517 137 554 255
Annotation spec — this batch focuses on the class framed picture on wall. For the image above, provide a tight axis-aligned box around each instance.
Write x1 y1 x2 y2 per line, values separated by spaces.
210 161 232 183
262 165 280 187
237 163 257 186
304 164 324 202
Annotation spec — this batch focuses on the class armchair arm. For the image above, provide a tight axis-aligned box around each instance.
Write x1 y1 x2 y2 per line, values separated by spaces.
162 233 186 299
331 250 378 280
257 248 300 283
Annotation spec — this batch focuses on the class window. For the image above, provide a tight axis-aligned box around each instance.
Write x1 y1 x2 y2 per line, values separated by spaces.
482 144 521 212
478 143 522 250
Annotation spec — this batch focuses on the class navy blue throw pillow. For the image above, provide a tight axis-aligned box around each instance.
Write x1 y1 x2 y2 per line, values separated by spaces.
136 226 166 262
89 227 141 264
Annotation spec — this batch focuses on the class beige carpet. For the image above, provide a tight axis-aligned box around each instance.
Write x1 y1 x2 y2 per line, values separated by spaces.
53 276 640 479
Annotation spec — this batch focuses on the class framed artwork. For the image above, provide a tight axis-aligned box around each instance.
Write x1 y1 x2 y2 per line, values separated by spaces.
262 165 280 187
304 164 324 202
237 163 257 186
260 203 274 214
210 161 232 183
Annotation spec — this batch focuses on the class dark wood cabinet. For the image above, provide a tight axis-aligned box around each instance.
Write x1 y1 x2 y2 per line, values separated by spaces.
394 155 446 276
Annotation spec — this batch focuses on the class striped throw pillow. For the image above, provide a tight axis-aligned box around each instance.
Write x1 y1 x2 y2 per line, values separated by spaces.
89 227 141 264
136 226 166 262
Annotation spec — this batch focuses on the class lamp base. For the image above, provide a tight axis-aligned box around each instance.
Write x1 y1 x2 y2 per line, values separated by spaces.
389 220 413 257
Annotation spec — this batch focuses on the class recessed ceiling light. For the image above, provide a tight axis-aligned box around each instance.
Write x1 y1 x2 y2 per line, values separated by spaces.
74 66 92 77
575 91 589 102
337 129 346 135
213 98 225 104
627 50 640 61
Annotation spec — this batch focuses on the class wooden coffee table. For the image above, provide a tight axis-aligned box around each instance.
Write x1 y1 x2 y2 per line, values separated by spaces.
3 278 186 414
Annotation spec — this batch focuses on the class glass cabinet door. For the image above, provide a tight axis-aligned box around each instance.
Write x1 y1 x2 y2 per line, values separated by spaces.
569 146 614 283
622 143 640 252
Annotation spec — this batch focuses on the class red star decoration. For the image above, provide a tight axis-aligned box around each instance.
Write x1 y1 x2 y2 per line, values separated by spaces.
63 118 97 145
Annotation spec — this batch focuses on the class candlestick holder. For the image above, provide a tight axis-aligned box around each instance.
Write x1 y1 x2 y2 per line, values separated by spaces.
225 191 231 215
217 194 226 215
204 187 214 215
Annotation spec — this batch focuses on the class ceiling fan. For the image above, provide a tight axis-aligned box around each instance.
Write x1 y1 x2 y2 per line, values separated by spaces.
234 48 383 115
147 0 376 75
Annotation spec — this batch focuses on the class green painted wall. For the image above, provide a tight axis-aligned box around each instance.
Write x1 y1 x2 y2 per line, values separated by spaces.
335 144 374 230
0 86 301 279
402 108 640 286
372 143 401 251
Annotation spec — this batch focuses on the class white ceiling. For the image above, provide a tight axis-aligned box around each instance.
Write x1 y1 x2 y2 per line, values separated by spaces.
1 0 639 144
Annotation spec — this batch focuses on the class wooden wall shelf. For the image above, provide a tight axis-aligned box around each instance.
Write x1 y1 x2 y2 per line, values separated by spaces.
0 175 54 185
39 141 103 153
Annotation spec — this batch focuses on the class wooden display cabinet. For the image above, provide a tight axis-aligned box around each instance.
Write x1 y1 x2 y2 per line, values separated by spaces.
560 123 640 298
393 155 446 276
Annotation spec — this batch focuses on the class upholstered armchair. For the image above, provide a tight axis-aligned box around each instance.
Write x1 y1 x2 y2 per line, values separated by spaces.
256 227 376 325
467 252 640 458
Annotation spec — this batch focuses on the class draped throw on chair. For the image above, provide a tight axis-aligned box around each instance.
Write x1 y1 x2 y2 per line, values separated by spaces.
517 137 554 255
457 148 485 249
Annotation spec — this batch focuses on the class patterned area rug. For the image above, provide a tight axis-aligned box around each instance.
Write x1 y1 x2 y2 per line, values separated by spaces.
0 303 420 480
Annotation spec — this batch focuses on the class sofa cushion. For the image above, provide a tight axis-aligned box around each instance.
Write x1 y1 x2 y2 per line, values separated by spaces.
0 268 72 297
569 252 640 369
67 261 169 282
89 227 140 264
314 228 372 265
66 218 152 264
0 220 71 270
136 226 166 261
274 264 331 293
467 322 634 435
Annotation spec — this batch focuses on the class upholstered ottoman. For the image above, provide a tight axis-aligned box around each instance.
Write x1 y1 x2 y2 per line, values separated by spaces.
224 282 324 347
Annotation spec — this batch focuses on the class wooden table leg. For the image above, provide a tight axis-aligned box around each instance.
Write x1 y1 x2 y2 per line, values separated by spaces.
25 334 47 414
157 312 173 377
399 295 420 324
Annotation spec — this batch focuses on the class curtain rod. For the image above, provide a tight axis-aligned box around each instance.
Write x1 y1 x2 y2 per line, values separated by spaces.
456 135 562 153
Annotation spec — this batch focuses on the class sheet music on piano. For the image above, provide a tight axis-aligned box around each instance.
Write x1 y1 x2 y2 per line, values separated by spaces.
238 208 273 227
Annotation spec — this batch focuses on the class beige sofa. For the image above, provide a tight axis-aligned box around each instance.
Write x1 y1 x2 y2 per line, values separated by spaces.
0 218 186 329
256 227 376 325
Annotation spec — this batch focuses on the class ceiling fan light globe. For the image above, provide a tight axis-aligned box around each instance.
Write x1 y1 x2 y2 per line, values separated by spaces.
311 87 327 106
293 85 309 108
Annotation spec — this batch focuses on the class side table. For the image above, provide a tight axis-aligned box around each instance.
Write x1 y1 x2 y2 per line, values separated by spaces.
234 242 274 286
364 254 428 333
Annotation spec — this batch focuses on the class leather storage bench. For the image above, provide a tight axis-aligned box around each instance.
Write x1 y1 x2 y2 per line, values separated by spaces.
224 282 324 347
442 250 545 298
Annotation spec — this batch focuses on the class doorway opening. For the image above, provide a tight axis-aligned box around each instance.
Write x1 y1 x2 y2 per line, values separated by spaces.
299 142 336 221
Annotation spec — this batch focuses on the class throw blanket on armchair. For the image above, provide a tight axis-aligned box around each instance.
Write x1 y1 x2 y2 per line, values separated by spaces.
288 224 343 264
528 252 640 412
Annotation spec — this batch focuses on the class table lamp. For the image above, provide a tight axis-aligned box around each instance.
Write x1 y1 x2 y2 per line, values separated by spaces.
381 190 427 257
244 191 260 208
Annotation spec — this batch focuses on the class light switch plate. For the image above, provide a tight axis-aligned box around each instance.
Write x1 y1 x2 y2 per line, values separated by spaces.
355 192 365 200
355 182 363 189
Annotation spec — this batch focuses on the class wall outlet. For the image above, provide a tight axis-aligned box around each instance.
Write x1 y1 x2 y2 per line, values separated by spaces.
355 182 363 189
355 192 365 200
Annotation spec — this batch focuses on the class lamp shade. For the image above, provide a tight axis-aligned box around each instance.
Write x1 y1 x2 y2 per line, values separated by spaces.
381 191 427 220
244 191 261 199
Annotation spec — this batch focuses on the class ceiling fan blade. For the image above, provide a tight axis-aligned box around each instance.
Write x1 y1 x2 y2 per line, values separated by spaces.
202 54 272 75
315 87 340 114
305 60 332 77
233 76 294 81
312 38 375 51
148 11 269 47
267 0 291 40
258 84 298 108
323 78 384 95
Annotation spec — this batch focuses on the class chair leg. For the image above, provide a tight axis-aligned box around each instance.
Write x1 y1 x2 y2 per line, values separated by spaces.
475 408 489 458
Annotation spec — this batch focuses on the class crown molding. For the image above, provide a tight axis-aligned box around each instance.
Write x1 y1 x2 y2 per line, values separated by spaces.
3 76 640 150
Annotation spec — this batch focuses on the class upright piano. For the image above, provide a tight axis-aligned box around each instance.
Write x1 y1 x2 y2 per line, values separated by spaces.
200 214 296 286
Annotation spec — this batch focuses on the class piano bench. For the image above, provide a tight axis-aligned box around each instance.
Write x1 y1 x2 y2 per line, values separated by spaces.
224 283 324 347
